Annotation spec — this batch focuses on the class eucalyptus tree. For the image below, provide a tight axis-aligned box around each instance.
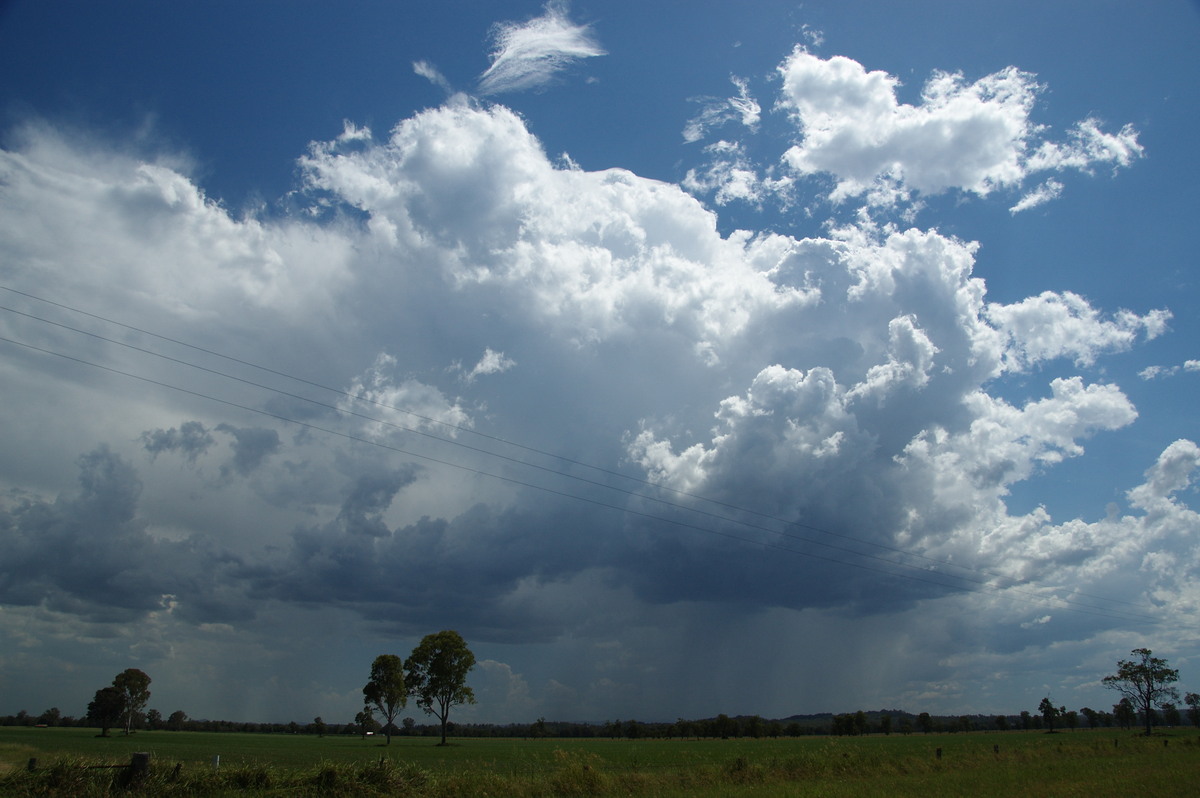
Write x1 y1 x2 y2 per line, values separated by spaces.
405 630 476 745
363 654 406 744
111 669 151 735
1102 648 1179 736
1185 692 1200 728
87 686 124 737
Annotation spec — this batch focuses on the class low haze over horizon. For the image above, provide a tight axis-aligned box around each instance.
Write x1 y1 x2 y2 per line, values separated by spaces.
1 0 1198 725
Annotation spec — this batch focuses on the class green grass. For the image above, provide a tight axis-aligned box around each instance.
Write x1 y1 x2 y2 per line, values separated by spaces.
2 726 1199 796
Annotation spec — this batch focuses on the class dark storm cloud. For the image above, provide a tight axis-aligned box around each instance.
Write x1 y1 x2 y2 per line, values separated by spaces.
141 420 215 463
337 468 420 538
0 446 254 624
215 424 281 477
260 488 626 643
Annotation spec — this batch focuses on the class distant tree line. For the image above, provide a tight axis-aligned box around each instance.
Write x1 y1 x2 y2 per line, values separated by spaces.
7 646 1196 739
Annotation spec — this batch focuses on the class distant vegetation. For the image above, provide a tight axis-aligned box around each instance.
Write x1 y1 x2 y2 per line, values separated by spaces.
2 649 1199 795
2 647 1195 742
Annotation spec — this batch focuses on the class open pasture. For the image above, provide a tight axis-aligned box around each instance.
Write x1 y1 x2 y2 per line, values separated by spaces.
3 726 1199 796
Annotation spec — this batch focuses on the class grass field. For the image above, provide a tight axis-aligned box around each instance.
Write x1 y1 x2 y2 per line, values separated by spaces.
2 726 1199 796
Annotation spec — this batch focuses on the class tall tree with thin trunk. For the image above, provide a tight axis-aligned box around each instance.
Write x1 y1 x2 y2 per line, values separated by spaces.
363 655 406 744
1102 648 1179 736
112 669 151 736
405 630 476 745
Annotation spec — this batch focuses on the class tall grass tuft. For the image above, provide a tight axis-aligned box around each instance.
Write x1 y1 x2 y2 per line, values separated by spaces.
544 748 608 796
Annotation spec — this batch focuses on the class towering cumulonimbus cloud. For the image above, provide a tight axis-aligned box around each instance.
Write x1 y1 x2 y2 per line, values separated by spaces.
0 30 1193 724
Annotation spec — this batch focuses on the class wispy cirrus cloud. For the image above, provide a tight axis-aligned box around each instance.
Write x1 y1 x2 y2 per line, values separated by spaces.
478 1 605 95
683 76 761 144
414 59 454 96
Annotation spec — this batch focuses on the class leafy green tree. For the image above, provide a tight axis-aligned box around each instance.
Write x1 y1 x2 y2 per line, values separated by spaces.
1161 703 1181 727
1185 692 1200 728
112 669 151 735
37 707 61 727
312 716 327 737
167 710 188 731
880 714 892 735
354 706 379 738
917 712 933 734
405 630 476 745
1039 697 1061 732
363 654 407 745
1102 648 1179 736
746 714 765 738
714 714 734 739
530 717 548 738
1113 698 1136 730
994 715 1009 731
87 686 124 737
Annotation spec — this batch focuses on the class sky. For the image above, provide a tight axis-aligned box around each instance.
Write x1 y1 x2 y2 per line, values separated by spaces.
1 0 1198 726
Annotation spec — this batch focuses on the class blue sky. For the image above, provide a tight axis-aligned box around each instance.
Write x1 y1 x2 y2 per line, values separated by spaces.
1 0 1198 726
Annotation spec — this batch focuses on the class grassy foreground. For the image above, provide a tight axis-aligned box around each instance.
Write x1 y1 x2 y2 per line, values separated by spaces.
2 726 1199 796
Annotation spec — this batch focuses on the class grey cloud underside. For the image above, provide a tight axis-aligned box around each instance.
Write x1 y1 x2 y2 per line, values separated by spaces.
0 48 1191 662
0 447 254 624
0 444 963 642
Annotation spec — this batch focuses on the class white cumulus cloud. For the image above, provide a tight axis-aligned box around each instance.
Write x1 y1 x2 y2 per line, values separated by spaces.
773 49 1142 207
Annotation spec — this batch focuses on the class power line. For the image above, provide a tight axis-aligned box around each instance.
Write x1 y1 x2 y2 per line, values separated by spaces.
0 327 1163 627
0 298 1156 619
0 301 1054 595
0 284 1157 616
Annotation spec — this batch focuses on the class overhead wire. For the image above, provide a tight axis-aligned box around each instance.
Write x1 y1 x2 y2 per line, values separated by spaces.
0 286 1164 624
0 331 1159 626
0 285 1153 615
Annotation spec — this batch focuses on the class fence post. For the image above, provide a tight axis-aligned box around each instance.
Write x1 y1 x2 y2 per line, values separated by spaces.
130 752 150 777
935 748 942 760
26 758 37 772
